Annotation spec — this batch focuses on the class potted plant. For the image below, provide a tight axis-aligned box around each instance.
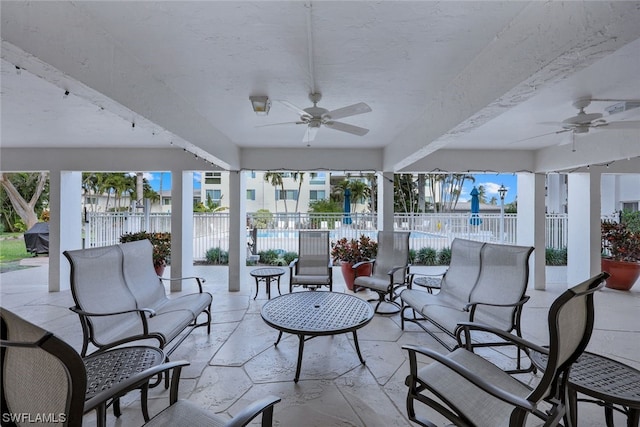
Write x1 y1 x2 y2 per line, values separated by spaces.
601 211 640 290
331 234 378 290
120 231 171 276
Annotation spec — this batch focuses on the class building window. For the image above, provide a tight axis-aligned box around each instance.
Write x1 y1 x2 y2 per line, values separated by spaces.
162 197 171 206
205 172 222 185
206 189 222 201
309 190 325 200
275 189 298 200
85 196 98 204
247 189 256 200
622 201 639 212
310 172 326 185
250 171 256 179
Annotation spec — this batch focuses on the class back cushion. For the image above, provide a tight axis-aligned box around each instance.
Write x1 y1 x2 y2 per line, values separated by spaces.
470 243 533 329
64 245 139 343
120 240 167 309
297 231 330 275
440 239 484 301
373 231 410 283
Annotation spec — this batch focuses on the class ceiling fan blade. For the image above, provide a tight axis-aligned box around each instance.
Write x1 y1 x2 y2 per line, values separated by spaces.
325 102 372 120
325 121 369 136
303 126 320 142
277 100 312 118
508 129 570 144
600 120 640 130
539 121 571 128
255 121 301 128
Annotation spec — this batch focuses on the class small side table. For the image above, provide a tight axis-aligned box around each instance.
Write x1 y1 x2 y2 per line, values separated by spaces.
531 350 640 427
250 267 285 299
412 275 442 294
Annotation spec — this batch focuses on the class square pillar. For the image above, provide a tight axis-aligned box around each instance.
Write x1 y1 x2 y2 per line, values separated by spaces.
516 173 546 290
170 170 194 291
567 172 601 284
228 171 246 292
49 170 82 291
377 172 394 231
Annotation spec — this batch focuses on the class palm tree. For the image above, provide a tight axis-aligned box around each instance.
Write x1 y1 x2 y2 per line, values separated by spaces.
264 172 287 214
348 180 370 212
291 172 316 213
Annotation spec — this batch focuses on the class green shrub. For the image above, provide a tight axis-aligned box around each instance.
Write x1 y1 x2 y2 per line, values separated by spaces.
259 249 280 265
283 251 298 265
408 249 416 264
415 247 438 266
437 247 452 266
545 247 567 266
205 247 229 265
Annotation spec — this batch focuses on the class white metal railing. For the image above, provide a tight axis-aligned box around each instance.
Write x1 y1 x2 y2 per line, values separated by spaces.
85 211 571 261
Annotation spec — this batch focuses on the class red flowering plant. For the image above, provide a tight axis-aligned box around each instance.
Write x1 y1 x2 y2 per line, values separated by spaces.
331 234 378 264
601 220 640 263
120 231 171 268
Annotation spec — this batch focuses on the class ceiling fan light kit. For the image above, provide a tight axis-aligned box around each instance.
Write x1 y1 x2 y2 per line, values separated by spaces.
268 92 372 144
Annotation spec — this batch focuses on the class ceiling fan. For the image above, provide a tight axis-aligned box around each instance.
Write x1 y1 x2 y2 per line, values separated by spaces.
261 93 372 144
512 97 640 147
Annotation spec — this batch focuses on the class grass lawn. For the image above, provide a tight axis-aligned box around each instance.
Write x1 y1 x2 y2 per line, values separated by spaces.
0 235 32 272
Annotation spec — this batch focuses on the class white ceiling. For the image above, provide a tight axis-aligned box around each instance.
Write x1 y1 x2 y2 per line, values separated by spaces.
1 1 640 173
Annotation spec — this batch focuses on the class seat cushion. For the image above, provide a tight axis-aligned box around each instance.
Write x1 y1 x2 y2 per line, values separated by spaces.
146 310 197 343
353 275 390 292
416 348 532 427
291 274 330 285
151 293 212 318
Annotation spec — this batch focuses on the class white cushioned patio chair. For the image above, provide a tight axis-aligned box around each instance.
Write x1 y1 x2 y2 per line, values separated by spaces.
402 272 608 427
353 231 411 314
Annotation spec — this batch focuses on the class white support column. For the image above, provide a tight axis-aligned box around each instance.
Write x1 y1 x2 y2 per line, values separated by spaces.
567 172 601 284
377 172 394 231
170 170 194 291
516 173 546 290
228 171 246 292
48 170 82 291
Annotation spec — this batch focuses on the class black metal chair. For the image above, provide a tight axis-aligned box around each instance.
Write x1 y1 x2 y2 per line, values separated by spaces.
289 230 333 292
353 231 411 314
403 272 608 427
1 307 280 427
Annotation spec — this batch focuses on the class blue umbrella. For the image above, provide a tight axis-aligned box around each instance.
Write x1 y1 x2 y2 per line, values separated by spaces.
469 186 482 226
343 188 352 225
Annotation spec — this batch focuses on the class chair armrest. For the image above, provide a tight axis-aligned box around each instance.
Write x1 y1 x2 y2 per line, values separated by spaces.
160 276 206 292
464 295 530 312
289 258 299 269
225 395 282 427
83 360 190 413
70 306 156 318
402 344 535 412
454 322 549 356
352 259 375 269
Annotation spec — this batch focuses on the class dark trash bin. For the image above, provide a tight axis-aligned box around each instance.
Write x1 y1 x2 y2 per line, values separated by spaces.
24 222 49 255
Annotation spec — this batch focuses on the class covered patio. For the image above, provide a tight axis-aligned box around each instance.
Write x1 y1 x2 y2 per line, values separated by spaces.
2 1 640 295
2 259 638 426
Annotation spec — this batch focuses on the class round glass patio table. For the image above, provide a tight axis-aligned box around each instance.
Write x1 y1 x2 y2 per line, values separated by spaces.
261 291 374 382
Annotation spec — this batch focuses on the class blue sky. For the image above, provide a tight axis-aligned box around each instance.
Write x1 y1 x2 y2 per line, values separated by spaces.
145 171 516 203
145 172 202 192
461 174 517 204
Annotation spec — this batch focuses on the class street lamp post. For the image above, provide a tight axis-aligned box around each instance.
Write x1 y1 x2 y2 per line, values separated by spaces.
498 184 507 243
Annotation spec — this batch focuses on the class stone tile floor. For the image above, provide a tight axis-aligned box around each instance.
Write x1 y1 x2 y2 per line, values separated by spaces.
1 260 638 426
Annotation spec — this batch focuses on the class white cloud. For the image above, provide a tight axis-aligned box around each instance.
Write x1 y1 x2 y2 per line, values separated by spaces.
478 182 508 197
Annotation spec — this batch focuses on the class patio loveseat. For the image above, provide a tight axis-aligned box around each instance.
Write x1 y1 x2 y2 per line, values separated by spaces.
400 238 534 372
64 240 212 357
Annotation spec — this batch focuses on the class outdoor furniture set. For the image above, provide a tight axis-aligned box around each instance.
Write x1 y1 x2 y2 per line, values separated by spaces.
400 238 535 373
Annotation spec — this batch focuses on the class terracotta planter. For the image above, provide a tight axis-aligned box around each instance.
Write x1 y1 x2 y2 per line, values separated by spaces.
601 258 640 291
340 262 372 291
154 264 166 277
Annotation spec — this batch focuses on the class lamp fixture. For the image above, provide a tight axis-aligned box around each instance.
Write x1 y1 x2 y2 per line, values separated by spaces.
249 96 271 116
498 184 507 201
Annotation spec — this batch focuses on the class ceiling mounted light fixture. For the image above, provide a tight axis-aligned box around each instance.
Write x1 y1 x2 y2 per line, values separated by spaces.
249 96 271 116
